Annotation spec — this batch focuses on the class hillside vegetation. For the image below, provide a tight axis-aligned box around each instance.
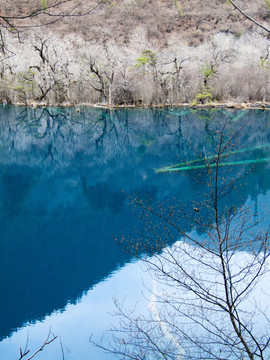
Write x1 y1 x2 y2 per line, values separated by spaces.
1 0 270 106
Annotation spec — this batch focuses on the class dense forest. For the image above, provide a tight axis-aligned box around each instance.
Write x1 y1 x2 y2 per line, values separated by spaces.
1 0 270 106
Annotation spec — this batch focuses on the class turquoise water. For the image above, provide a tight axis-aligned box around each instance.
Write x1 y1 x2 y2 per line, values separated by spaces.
0 106 270 359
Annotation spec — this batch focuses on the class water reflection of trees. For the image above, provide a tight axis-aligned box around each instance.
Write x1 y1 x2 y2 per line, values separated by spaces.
82 177 126 213
0 106 270 340
0 106 270 221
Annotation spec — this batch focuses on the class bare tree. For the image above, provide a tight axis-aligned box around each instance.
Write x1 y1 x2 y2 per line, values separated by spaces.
156 55 187 105
11 34 78 104
93 120 270 359
18 329 58 360
82 39 118 105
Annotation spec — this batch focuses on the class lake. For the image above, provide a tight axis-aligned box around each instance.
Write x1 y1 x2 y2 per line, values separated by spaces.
0 106 270 359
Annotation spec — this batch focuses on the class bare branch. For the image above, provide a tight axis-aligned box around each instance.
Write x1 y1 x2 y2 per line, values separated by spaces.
227 0 270 34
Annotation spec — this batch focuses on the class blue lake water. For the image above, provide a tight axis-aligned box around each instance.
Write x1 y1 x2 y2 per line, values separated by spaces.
0 106 270 359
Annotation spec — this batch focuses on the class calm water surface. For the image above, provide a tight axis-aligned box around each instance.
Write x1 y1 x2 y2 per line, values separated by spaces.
0 106 270 359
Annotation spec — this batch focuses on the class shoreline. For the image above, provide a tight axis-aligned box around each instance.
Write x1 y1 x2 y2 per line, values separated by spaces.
2 101 270 110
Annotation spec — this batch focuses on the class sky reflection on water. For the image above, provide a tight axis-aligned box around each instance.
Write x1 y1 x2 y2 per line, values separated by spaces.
0 260 151 360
